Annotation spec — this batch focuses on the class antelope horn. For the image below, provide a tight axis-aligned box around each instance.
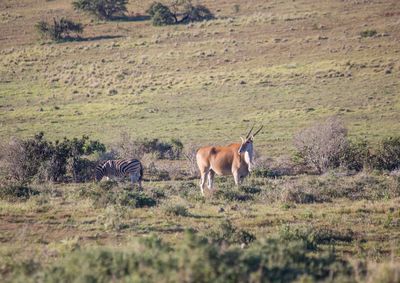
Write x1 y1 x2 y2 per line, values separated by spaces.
252 125 263 137
245 124 255 139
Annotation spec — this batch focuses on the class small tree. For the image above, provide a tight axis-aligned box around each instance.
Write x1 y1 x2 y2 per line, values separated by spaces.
72 0 128 20
0 133 105 183
179 3 214 23
36 18 83 41
147 2 176 26
147 1 214 26
293 117 349 174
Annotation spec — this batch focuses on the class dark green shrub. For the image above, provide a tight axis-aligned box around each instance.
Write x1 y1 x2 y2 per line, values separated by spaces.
179 3 214 24
147 1 214 26
72 0 128 20
252 167 271 178
279 225 355 250
79 185 156 208
1 133 105 183
214 189 253 202
163 204 189 216
207 219 256 246
371 136 400 171
147 2 176 26
281 185 324 204
35 18 83 41
342 139 371 171
239 185 261 194
360 29 377 37
0 185 40 201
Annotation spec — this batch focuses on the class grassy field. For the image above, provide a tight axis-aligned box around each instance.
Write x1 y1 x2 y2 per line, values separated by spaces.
1 0 399 155
1 0 400 282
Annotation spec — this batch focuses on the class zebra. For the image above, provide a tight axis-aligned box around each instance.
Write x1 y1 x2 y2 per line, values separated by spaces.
95 159 143 188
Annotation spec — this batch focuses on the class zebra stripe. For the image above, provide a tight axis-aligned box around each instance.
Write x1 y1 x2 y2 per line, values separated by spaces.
95 159 143 187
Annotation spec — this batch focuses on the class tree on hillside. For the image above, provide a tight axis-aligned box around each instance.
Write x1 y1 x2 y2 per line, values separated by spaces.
36 18 83 41
147 0 214 26
72 0 128 20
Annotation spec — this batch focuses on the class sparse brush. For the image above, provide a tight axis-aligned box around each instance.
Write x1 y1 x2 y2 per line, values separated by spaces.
360 29 377 38
163 204 189 217
0 185 40 202
294 116 349 174
35 18 83 41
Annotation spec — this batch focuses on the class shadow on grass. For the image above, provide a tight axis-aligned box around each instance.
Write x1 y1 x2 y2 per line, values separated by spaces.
111 15 151 22
55 35 124 43
77 35 124 42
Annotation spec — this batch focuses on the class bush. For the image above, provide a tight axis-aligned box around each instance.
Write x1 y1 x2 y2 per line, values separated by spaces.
294 116 349 173
147 1 214 26
112 132 183 160
147 2 176 26
207 219 256 246
342 139 371 171
279 225 355 251
214 188 253 202
163 204 190 217
0 185 40 201
78 185 157 208
35 18 83 41
179 3 214 24
360 29 377 37
371 136 400 171
0 133 105 183
27 231 352 282
72 0 128 20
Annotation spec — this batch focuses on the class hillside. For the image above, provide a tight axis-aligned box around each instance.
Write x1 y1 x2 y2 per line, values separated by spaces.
1 0 399 155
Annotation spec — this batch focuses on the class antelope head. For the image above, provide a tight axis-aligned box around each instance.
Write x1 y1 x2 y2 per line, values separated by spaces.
238 125 263 171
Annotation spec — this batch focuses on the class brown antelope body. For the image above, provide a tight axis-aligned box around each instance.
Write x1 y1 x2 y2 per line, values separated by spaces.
196 126 262 195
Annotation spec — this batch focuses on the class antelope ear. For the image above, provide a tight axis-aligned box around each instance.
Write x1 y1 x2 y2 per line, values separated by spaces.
240 136 245 143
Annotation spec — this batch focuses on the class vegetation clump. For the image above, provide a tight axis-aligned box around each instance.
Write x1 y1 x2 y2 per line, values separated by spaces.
0 133 105 183
360 29 377 37
72 0 128 20
78 185 157 208
279 225 355 251
35 18 83 41
113 132 183 160
24 231 351 282
294 116 349 174
147 2 176 26
0 185 40 201
207 219 256 246
147 1 214 26
163 204 190 216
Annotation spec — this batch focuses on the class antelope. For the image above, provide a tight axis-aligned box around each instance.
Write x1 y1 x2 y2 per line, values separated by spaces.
196 125 263 195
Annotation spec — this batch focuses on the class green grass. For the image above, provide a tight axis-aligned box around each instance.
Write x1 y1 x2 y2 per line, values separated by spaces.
0 174 399 281
1 0 400 281
1 0 400 156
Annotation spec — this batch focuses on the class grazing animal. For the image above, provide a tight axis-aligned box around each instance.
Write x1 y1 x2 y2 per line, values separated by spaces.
196 125 263 195
95 159 143 188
